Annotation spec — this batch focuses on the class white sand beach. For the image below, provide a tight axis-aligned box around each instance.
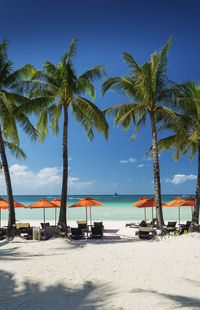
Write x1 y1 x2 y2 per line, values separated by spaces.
1 220 200 310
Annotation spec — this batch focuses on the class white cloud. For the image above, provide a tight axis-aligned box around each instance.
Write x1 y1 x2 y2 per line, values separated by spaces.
0 164 94 194
8 165 62 187
137 164 144 168
165 174 197 185
119 158 137 164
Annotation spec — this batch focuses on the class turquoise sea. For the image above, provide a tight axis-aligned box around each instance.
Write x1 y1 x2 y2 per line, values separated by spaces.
0 194 195 223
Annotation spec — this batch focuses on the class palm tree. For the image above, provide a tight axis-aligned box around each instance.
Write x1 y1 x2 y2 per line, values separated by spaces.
0 40 37 237
25 39 108 234
102 37 174 229
156 81 200 231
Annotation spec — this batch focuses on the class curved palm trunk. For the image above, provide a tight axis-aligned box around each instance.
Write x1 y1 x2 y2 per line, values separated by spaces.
0 126 16 237
150 112 165 229
189 141 200 232
56 105 68 235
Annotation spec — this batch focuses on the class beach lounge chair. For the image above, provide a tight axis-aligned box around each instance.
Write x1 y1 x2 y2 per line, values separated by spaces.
76 220 87 225
78 223 87 230
166 221 177 233
16 223 33 239
179 221 191 234
94 222 104 229
136 226 156 240
150 218 157 228
16 223 30 229
70 227 84 240
41 222 50 229
43 226 56 239
0 228 6 240
126 222 139 228
90 225 103 239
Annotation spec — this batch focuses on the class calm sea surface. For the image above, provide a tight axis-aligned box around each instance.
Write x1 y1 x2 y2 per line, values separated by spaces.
0 194 195 222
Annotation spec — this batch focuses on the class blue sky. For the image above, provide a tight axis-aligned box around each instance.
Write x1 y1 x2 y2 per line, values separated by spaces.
0 0 200 195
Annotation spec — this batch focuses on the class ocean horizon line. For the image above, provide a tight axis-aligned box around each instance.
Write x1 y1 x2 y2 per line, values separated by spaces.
0 193 195 197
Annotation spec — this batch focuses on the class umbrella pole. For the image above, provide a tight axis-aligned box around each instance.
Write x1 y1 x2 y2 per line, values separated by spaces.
86 207 88 225
55 208 56 226
152 207 153 224
90 207 92 225
43 208 45 224
144 208 146 221
178 206 180 226
0 209 1 228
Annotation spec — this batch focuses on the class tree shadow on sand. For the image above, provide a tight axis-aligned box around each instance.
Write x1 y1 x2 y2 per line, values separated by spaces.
0 239 67 261
131 284 200 309
65 237 140 250
0 269 114 310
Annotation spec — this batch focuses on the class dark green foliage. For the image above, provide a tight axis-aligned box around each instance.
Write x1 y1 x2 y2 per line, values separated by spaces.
102 37 173 228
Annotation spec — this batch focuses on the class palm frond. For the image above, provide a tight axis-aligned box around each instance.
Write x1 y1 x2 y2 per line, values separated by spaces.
72 96 109 140
63 39 79 64
4 64 35 88
79 66 106 83
4 140 26 160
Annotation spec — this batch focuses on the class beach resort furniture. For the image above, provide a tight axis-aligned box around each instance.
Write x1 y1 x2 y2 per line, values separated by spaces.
136 226 156 240
16 223 30 229
0 228 6 240
90 225 103 239
151 218 157 228
43 226 56 239
94 222 104 228
165 221 177 233
126 222 139 228
16 223 33 239
33 227 40 240
78 223 87 230
76 220 87 225
41 222 50 229
179 221 191 234
70 227 84 240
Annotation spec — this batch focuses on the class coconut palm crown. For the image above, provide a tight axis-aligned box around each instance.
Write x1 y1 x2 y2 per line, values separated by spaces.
155 81 200 230
23 39 108 233
102 37 173 229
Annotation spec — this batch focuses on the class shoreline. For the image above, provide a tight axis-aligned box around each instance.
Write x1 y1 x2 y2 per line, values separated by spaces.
0 219 188 228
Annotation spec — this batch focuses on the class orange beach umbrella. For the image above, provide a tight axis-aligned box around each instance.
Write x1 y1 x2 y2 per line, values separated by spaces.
180 197 195 220
50 199 69 225
132 198 156 222
179 197 195 206
165 197 188 225
0 199 25 209
69 197 104 225
0 198 8 228
165 197 185 207
27 198 58 224
0 198 26 227
132 198 166 222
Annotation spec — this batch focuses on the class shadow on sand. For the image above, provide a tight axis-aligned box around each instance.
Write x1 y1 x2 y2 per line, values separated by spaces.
131 282 200 309
0 269 114 310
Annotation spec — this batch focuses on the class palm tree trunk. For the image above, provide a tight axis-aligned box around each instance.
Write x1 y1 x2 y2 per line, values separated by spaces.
0 125 16 237
189 141 200 232
57 105 68 234
149 112 165 229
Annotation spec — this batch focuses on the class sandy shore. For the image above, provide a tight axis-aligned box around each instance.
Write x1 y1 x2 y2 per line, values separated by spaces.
0 221 200 309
